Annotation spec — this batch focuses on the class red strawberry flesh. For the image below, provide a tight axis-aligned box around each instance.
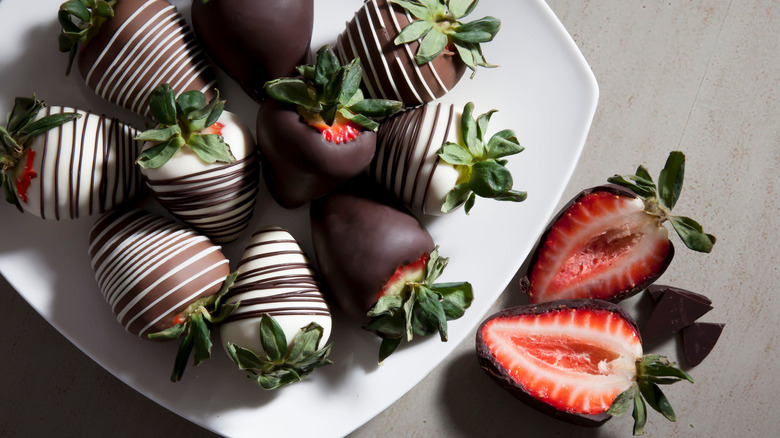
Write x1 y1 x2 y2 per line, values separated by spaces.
304 112 362 144
378 252 428 300
528 187 673 303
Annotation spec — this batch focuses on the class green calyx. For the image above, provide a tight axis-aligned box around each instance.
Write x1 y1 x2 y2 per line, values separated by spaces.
365 247 474 363
391 0 500 76
148 272 239 382
264 45 403 131
608 151 717 253
607 354 694 435
438 102 526 214
226 314 333 390
1 95 81 211
57 0 117 76
135 84 235 169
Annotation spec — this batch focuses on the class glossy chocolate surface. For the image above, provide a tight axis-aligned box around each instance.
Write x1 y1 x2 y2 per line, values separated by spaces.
642 285 713 338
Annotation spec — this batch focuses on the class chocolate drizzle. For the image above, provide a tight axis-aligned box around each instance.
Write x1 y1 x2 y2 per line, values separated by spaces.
30 106 143 220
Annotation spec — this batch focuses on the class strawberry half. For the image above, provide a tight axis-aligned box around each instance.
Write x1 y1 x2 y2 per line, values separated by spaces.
477 299 694 435
257 45 402 208
525 151 716 304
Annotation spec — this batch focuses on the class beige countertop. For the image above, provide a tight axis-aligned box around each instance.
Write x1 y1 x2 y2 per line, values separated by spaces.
1 0 777 437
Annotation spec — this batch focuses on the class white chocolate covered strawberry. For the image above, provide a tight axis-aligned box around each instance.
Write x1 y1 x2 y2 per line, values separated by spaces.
1 95 144 219
137 84 259 243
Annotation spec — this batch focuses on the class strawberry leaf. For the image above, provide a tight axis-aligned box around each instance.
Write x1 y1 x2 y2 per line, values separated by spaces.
367 295 404 317
188 134 236 164
379 337 403 364
475 109 497 142
450 17 500 43
347 99 404 118
390 0 433 21
416 28 449 65
265 78 317 109
134 125 180 143
136 137 185 169
414 286 448 340
607 384 638 416
633 391 648 435
227 343 271 371
17 113 81 145
57 0 115 75
338 60 363 105
669 215 716 253
439 142 473 165
260 314 287 363
338 108 379 131
431 281 473 319
171 327 195 382
177 90 207 115
191 312 213 366
607 174 657 198
394 20 434 45
149 84 178 126
447 0 478 19
1 173 22 212
461 102 480 156
470 160 513 198
638 381 676 422
314 45 340 93
658 151 685 210
486 129 523 159
442 182 471 213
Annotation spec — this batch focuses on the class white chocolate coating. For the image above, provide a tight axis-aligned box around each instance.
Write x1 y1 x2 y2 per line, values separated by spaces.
220 227 332 355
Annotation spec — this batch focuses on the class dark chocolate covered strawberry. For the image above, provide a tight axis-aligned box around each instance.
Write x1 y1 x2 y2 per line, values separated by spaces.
136 84 259 243
257 45 402 208
524 151 716 304
88 208 238 381
1 95 144 219
335 0 500 105
58 0 216 118
310 182 473 361
372 101 526 215
477 299 694 435
191 0 314 101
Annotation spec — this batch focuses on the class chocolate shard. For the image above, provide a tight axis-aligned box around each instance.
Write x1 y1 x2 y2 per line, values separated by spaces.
646 284 712 306
642 287 713 338
682 322 725 367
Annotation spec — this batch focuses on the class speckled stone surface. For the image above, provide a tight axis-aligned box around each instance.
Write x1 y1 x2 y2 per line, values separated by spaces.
1 1 777 437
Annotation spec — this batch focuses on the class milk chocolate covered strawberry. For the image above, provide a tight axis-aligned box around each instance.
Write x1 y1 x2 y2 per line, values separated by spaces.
257 46 402 208
335 0 500 105
1 95 144 219
191 0 314 101
88 208 238 381
58 0 216 118
136 84 259 243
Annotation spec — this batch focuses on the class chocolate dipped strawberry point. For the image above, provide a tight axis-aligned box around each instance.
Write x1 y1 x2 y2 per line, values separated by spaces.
257 45 402 209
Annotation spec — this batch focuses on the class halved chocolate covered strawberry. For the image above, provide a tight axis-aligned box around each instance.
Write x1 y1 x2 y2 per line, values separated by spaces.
191 0 314 101
136 84 259 243
1 95 144 219
310 182 473 361
58 0 216 118
372 101 526 215
477 299 694 435
525 151 716 304
220 226 333 390
335 0 500 105
257 45 402 208
88 208 238 381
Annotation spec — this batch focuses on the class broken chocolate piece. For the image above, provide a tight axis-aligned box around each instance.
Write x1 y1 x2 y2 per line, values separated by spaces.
682 322 725 367
646 284 712 305
642 287 713 338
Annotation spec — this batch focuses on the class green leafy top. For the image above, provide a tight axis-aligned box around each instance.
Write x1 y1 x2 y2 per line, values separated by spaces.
226 314 333 390
391 0 500 76
148 272 239 382
365 247 474 363
607 354 694 435
1 95 81 211
438 102 526 214
264 45 402 132
608 151 716 253
135 84 235 169
58 0 117 75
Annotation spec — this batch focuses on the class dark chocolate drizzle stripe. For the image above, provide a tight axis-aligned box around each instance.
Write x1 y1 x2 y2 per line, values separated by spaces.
144 153 259 242
89 209 229 337
85 0 216 118
224 228 330 324
33 107 143 220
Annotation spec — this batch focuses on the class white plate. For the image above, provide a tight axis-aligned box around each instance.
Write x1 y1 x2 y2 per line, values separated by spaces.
0 0 597 437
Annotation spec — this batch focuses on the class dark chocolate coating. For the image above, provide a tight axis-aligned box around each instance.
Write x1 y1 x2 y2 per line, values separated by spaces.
192 0 313 101
256 99 377 209
522 184 675 303
642 286 713 338
310 184 434 320
476 299 641 428
682 322 725 367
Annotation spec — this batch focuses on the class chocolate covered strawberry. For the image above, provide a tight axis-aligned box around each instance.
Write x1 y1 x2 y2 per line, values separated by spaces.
191 0 314 101
372 101 526 215
136 84 259 243
257 45 402 208
88 208 238 381
220 226 333 390
310 182 473 361
58 0 216 118
1 95 144 219
335 0 500 105
525 151 716 304
477 299 694 435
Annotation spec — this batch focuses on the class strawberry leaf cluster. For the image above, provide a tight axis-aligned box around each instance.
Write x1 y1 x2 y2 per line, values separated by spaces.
264 45 402 131
57 0 116 75
391 0 500 76
608 151 716 253
226 314 333 390
1 95 80 211
148 272 240 382
439 102 526 214
366 247 473 363
607 354 694 435
136 84 235 169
